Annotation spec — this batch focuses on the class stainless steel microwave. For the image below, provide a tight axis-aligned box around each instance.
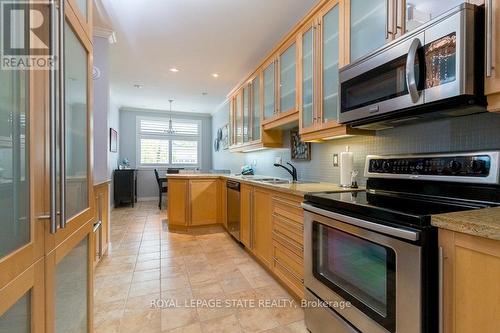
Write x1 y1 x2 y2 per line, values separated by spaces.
339 3 486 129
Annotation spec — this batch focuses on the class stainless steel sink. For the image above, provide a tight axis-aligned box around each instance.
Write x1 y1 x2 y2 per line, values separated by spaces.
261 179 291 184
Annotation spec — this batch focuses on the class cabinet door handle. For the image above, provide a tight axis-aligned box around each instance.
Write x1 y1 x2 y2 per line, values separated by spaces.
486 0 494 77
58 0 67 230
49 0 58 234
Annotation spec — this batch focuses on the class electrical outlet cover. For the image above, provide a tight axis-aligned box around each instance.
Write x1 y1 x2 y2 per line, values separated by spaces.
275 156 282 165
333 154 339 167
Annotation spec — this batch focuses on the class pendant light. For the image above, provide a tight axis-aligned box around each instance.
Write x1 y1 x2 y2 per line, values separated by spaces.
166 99 176 135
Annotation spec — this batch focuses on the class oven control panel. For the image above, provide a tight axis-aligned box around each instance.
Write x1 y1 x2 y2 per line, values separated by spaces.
365 150 500 180
368 155 491 176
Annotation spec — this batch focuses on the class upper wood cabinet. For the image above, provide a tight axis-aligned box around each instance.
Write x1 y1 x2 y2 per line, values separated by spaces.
278 42 298 115
298 0 369 141
229 73 283 152
484 0 500 112
263 59 277 122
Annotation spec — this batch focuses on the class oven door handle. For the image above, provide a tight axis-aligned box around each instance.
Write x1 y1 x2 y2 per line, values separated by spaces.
406 38 422 104
301 203 420 241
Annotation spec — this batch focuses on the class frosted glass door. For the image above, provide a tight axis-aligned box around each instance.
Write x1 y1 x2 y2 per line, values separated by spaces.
279 43 297 113
235 93 243 145
322 5 340 124
0 291 30 333
350 0 389 62
302 27 315 129
64 22 88 219
243 86 249 143
0 35 30 260
251 77 261 141
55 237 88 333
263 62 276 120
74 0 88 20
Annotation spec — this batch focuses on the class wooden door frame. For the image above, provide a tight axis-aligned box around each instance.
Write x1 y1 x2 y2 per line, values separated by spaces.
0 259 45 332
66 0 93 43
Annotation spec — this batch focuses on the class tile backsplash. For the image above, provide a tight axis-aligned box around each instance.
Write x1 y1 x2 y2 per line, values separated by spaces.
212 111 500 186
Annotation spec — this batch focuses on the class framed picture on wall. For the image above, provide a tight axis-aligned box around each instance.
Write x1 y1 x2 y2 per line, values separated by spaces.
291 128 311 161
110 128 118 152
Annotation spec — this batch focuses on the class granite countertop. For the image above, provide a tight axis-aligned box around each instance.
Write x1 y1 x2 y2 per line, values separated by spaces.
166 173 363 197
432 207 500 240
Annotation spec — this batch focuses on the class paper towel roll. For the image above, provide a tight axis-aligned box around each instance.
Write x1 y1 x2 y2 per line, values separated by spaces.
340 147 353 187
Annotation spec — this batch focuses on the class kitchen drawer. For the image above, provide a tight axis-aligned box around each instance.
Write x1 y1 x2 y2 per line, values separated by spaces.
273 240 304 278
273 229 303 259
273 257 304 299
272 195 303 224
273 214 304 250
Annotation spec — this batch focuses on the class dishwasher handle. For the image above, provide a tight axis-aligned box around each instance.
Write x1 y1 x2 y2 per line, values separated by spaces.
227 181 241 191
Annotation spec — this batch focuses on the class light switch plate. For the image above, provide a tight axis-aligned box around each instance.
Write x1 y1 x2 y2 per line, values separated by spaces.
275 156 282 165
333 154 339 167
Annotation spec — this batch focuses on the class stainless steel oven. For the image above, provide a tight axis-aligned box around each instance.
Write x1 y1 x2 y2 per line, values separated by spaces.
339 3 485 128
302 204 422 333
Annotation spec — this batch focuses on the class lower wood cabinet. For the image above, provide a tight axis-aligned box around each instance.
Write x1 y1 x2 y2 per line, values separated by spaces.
167 178 223 228
240 184 253 248
439 229 500 333
190 179 219 226
93 182 110 267
252 188 273 268
271 193 305 299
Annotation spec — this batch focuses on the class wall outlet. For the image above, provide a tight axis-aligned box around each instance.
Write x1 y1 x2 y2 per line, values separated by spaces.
275 156 282 165
333 154 339 167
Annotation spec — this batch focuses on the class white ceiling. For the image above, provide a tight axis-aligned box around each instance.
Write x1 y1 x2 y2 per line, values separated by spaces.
94 0 318 114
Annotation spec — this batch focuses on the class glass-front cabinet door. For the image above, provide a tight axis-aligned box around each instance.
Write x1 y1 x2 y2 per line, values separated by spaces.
300 22 316 131
68 0 91 38
402 0 464 33
278 42 297 114
0 1 45 320
263 60 276 121
251 75 261 142
235 90 243 145
46 225 92 333
49 3 94 251
320 1 341 125
349 0 393 62
242 85 250 143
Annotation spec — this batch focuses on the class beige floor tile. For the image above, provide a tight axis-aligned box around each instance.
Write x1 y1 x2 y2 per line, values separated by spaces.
129 279 161 298
163 322 202 333
161 307 198 331
120 309 162 333
136 259 161 271
95 203 305 333
200 314 242 333
133 268 161 283
161 275 190 291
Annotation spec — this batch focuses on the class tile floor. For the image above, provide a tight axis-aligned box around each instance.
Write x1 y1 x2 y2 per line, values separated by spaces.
94 201 308 333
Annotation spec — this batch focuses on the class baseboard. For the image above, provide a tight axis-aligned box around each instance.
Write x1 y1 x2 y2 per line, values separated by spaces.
138 197 157 202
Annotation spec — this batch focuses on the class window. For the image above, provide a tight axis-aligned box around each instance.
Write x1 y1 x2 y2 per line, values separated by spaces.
137 117 201 167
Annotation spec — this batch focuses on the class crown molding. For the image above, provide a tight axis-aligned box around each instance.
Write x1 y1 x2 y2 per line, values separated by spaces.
93 26 117 44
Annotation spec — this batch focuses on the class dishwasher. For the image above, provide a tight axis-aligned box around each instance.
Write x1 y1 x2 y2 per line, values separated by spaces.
226 180 240 241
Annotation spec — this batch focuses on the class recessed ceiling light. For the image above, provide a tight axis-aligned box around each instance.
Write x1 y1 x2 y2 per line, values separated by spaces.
211 73 219 78
133 84 143 89
170 67 179 72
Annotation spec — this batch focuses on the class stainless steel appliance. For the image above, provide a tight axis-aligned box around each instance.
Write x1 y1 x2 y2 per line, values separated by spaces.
302 151 500 333
227 180 241 240
339 4 486 129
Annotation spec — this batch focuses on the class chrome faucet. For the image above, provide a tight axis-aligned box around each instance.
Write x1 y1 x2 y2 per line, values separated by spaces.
273 162 298 182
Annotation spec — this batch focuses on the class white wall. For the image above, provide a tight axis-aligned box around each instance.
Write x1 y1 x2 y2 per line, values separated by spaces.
119 108 212 199
92 36 110 184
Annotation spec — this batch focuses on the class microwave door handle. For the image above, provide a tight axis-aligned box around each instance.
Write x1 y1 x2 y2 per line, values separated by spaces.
406 38 421 103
